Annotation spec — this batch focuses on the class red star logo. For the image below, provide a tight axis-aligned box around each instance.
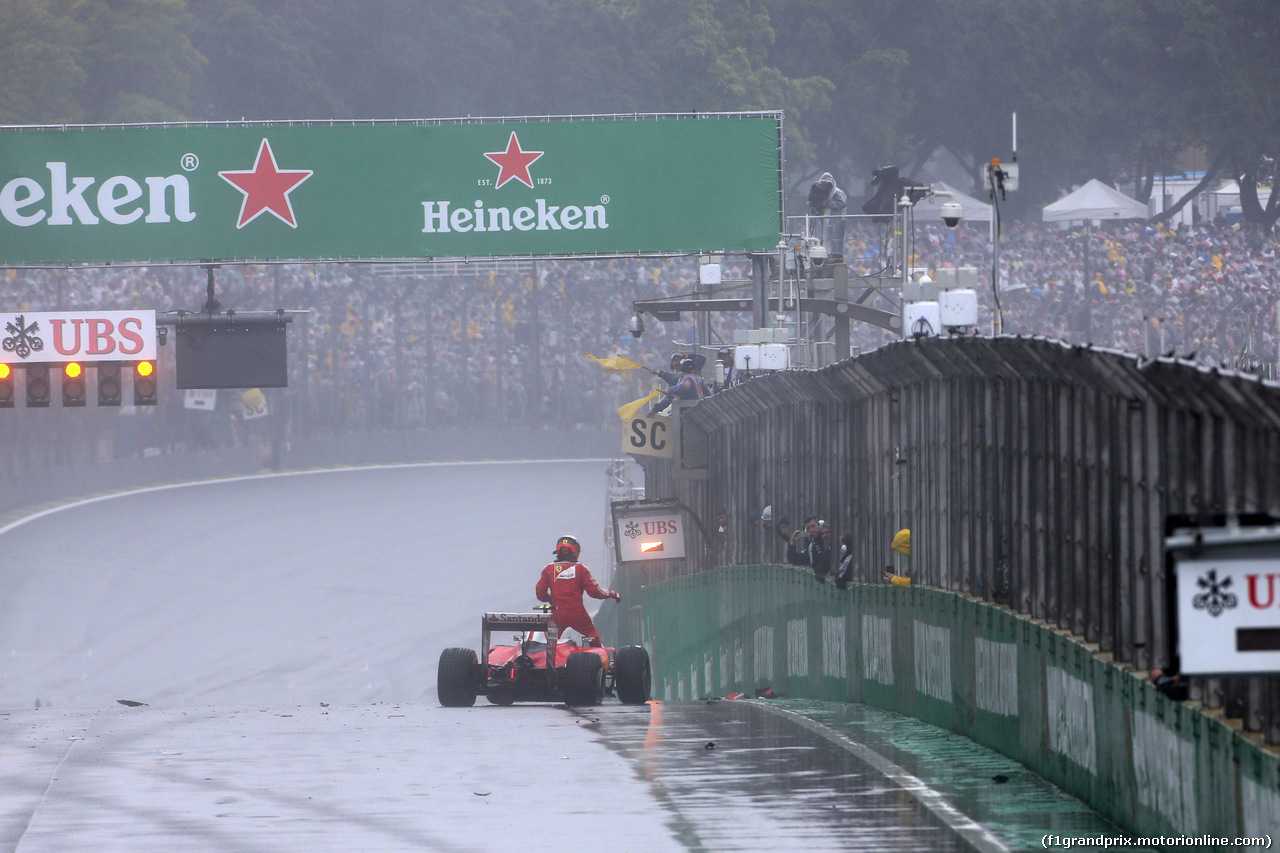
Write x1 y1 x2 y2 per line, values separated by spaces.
218 138 314 229
483 132 543 189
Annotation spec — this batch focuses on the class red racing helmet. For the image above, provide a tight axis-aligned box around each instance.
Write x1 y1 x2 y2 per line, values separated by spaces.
554 535 581 562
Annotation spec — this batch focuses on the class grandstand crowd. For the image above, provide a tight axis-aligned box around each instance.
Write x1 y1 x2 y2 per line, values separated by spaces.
4 216 1278 434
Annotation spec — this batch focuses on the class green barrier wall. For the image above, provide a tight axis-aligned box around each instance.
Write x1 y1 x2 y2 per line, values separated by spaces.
637 565 1280 841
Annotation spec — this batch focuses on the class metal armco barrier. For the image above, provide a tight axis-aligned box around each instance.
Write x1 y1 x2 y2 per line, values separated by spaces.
638 565 1279 840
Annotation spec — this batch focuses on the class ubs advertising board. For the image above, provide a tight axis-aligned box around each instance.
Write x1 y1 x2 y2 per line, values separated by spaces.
0 114 782 265
1 310 157 363
1169 526 1280 675
613 503 686 563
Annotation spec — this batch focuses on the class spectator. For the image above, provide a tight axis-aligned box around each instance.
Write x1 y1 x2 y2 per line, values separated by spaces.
835 530 855 589
790 515 820 572
712 507 729 564
6 218 1277 444
885 528 912 586
891 528 911 555
809 519 833 583
776 516 808 566
884 569 912 587
1151 667 1190 701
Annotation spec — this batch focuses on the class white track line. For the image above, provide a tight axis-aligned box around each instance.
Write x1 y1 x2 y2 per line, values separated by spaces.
0 458 614 537
748 701 1011 853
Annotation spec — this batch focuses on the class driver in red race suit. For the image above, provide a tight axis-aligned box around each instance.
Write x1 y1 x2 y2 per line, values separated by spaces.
536 535 620 648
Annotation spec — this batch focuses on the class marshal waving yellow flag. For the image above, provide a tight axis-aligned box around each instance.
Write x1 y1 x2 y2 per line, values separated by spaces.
617 389 661 422
587 354 645 371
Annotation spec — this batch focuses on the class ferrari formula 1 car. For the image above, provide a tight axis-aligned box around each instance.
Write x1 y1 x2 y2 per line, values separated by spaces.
437 607 652 707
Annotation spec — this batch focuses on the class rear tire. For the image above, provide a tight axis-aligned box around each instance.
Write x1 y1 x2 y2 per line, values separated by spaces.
563 652 604 706
614 645 652 705
437 647 479 707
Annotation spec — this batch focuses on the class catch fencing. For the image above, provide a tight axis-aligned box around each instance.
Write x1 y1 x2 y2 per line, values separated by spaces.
632 335 1280 743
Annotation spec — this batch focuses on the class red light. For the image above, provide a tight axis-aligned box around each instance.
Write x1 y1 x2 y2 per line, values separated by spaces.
0 364 9 380
136 361 154 377
64 362 83 379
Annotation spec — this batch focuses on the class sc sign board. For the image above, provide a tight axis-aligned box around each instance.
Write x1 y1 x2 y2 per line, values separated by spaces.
614 509 686 562
622 416 673 458
1175 556 1280 675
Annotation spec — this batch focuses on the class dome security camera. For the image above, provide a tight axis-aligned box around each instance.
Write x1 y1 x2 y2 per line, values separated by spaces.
940 201 963 228
628 313 645 338
807 241 828 266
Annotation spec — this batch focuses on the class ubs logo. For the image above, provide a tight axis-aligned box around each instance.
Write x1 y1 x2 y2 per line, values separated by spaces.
1192 569 1238 617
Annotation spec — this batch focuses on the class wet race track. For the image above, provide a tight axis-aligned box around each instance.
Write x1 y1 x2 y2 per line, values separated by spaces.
0 460 1138 851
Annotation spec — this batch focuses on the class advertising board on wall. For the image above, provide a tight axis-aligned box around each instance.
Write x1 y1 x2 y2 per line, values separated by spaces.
0 114 782 265
612 502 687 563
1 310 157 363
1169 526 1280 676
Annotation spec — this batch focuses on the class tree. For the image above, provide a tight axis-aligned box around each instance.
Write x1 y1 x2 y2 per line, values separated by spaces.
0 0 86 123
190 0 339 119
1187 0 1280 227
761 0 914 204
59 0 204 122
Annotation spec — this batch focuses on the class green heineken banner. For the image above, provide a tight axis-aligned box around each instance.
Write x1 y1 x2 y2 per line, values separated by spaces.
0 114 781 265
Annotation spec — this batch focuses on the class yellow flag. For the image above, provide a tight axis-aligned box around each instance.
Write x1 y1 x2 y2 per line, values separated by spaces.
617 389 661 422
587 354 644 371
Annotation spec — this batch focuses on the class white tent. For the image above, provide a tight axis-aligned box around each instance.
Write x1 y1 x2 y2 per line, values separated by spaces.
915 181 992 224
1212 180 1273 206
1042 179 1148 222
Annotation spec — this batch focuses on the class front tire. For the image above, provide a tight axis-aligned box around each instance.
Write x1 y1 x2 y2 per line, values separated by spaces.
614 645 652 705
563 652 604 706
437 647 479 707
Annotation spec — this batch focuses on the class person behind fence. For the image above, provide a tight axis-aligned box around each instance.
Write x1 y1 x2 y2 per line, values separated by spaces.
713 507 729 564
884 528 912 586
1150 666 1189 701
835 530 855 589
651 357 710 414
790 515 819 570
775 516 807 566
808 519 833 583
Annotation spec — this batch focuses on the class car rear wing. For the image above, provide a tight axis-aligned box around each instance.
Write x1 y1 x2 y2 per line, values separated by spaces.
482 612 552 632
481 611 554 667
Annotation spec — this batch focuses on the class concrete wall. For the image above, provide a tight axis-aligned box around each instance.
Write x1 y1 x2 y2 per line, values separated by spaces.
638 565 1280 841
